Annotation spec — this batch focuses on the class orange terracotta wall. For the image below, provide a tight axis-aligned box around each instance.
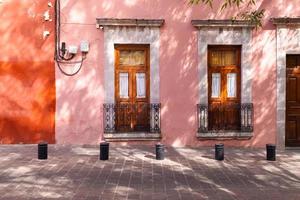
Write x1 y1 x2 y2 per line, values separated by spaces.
0 0 55 144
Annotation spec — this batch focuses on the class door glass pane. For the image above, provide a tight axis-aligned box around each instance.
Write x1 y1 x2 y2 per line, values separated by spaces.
210 50 236 66
227 73 237 97
119 73 129 98
287 55 300 68
119 50 145 66
136 73 146 98
211 73 221 98
211 51 222 66
223 51 236 66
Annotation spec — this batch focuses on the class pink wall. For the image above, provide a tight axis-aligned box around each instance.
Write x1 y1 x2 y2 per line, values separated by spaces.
55 0 300 147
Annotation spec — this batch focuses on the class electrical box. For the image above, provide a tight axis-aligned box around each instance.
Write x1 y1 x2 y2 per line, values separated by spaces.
80 41 89 53
68 45 78 54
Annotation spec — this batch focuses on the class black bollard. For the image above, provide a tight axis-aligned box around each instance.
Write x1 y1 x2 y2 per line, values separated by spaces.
38 142 48 160
156 143 165 160
100 142 109 160
266 144 276 161
215 144 224 161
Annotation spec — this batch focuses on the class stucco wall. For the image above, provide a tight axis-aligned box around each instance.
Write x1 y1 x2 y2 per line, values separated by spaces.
276 26 300 148
55 0 300 147
0 0 55 144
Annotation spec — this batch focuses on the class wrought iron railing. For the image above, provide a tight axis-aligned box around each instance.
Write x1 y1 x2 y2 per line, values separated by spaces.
197 103 253 133
103 103 161 133
150 103 161 133
103 103 116 133
197 104 208 133
240 103 253 132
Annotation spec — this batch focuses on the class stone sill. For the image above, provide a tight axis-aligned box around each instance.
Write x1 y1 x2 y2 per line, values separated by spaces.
197 132 253 140
104 133 162 141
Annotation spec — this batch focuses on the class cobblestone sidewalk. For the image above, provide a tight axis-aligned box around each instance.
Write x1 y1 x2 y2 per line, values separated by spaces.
0 145 299 200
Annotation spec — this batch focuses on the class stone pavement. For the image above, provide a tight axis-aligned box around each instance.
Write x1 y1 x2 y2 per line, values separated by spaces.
0 145 299 200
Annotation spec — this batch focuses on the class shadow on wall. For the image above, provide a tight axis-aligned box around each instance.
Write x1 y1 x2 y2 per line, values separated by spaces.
0 0 55 143
0 61 55 144
54 24 104 144
56 0 203 146
56 0 287 146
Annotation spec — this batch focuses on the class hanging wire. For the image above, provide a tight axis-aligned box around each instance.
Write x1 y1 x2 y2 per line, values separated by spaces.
56 57 84 76
54 0 86 76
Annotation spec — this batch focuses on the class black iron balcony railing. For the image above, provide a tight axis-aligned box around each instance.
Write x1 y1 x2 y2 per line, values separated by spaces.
240 103 254 132
103 103 161 133
197 103 253 133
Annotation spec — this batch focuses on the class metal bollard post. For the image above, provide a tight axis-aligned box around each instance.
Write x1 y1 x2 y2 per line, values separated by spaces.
100 142 109 160
266 144 276 161
215 143 224 161
155 143 165 160
38 142 48 160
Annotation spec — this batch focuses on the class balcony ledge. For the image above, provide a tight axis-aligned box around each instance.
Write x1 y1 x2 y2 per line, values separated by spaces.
197 131 253 140
104 132 162 141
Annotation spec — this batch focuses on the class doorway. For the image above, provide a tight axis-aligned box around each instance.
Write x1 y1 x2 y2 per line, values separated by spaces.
286 55 300 146
114 44 150 132
207 45 241 131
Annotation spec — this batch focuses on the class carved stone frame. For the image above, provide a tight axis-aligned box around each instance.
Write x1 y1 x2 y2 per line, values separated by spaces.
193 20 254 138
272 17 300 148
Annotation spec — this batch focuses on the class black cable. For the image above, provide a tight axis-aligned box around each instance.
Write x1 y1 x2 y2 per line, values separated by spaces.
56 0 76 61
56 57 84 76
56 57 85 64
54 0 85 76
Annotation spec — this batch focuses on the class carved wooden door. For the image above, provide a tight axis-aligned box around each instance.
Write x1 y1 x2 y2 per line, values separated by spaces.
208 46 241 131
115 44 150 132
286 55 300 146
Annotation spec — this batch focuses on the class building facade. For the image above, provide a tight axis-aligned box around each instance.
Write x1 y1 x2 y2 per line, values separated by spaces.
0 0 55 144
1 0 300 148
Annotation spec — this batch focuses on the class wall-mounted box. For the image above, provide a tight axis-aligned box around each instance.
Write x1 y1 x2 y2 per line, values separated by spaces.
80 41 89 53
68 45 78 54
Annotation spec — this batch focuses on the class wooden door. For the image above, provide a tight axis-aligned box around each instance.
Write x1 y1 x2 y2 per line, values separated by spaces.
286 55 300 146
115 44 150 132
208 46 241 131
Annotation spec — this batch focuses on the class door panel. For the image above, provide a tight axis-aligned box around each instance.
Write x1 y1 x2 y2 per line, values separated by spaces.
115 44 150 132
208 46 241 131
287 77 297 102
286 55 300 146
287 120 297 140
134 102 150 131
209 103 222 131
115 103 132 132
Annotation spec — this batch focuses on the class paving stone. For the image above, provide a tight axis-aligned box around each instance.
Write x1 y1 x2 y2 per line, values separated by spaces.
0 145 299 200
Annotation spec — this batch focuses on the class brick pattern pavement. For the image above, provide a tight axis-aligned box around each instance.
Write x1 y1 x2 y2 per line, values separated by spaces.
0 145 299 200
